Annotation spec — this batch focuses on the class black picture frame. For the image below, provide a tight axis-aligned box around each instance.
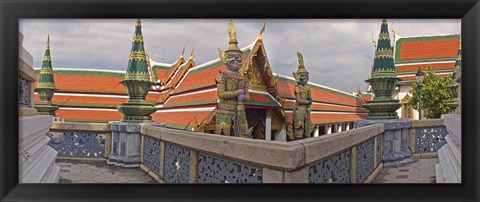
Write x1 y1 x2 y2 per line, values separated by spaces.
1 0 479 201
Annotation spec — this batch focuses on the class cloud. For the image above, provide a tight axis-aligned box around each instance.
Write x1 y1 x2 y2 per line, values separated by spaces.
20 19 460 93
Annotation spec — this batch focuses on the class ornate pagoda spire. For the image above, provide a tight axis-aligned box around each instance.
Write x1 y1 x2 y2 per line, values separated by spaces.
371 19 396 78
35 34 58 115
125 19 150 81
38 34 55 89
117 19 156 122
363 19 401 120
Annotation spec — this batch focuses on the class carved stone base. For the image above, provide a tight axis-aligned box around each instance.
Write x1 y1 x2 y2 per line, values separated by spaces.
363 100 402 120
354 119 412 168
117 102 156 122
107 121 165 167
34 102 58 116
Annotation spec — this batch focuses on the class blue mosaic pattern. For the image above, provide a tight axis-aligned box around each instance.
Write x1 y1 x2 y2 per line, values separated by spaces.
164 143 190 183
415 127 448 153
356 138 374 183
18 76 30 106
143 136 160 174
376 135 382 167
48 131 106 158
198 153 262 183
309 149 350 183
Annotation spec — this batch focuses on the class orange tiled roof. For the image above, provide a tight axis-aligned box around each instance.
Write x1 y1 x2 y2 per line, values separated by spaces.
34 69 126 94
398 73 452 82
276 76 362 107
395 35 460 63
56 108 123 122
152 110 212 130
397 62 455 73
285 112 367 124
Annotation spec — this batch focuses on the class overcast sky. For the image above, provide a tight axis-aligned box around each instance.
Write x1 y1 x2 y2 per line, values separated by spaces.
20 19 460 93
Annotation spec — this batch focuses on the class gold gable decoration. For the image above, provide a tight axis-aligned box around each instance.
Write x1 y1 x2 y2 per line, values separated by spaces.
401 94 411 104
271 111 283 130
245 60 266 89
195 109 217 132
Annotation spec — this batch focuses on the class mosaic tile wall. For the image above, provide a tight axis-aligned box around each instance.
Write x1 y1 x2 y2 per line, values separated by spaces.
198 153 262 183
309 149 351 183
143 136 161 174
415 127 448 153
376 135 382 167
48 131 106 158
18 76 30 106
163 142 190 183
356 138 374 183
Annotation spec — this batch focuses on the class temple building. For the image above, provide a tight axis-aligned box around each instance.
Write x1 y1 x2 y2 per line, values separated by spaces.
393 34 460 119
34 21 369 141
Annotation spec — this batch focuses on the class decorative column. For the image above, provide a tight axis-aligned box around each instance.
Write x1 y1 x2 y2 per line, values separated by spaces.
107 19 163 167
19 32 60 183
265 109 272 141
355 19 412 168
34 34 59 115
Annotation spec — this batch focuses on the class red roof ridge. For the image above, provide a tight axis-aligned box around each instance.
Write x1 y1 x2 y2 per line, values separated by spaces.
33 67 126 74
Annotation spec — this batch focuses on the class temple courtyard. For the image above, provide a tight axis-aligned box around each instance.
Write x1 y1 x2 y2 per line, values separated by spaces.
57 158 438 184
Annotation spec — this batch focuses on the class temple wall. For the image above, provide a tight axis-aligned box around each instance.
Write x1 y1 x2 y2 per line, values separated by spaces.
18 32 60 183
139 123 385 183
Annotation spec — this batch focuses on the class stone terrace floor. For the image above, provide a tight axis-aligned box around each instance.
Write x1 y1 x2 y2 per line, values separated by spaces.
57 158 439 184
372 158 439 183
57 159 156 183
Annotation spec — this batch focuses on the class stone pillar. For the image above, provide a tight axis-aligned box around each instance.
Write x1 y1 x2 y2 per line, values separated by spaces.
107 122 165 167
355 119 412 167
313 126 319 137
436 114 461 183
326 125 331 134
265 110 272 141
274 125 287 142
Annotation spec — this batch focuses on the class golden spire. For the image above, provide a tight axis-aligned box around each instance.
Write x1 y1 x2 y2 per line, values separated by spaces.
225 19 241 53
297 51 305 68
258 19 266 42
293 51 309 80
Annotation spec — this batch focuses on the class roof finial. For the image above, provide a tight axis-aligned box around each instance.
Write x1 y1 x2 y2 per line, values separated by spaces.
391 22 396 42
258 19 266 42
180 47 185 60
136 19 141 27
371 33 377 48
189 47 195 60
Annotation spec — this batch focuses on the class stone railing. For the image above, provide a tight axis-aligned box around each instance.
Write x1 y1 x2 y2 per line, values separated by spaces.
408 119 447 158
48 122 111 160
139 123 385 183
